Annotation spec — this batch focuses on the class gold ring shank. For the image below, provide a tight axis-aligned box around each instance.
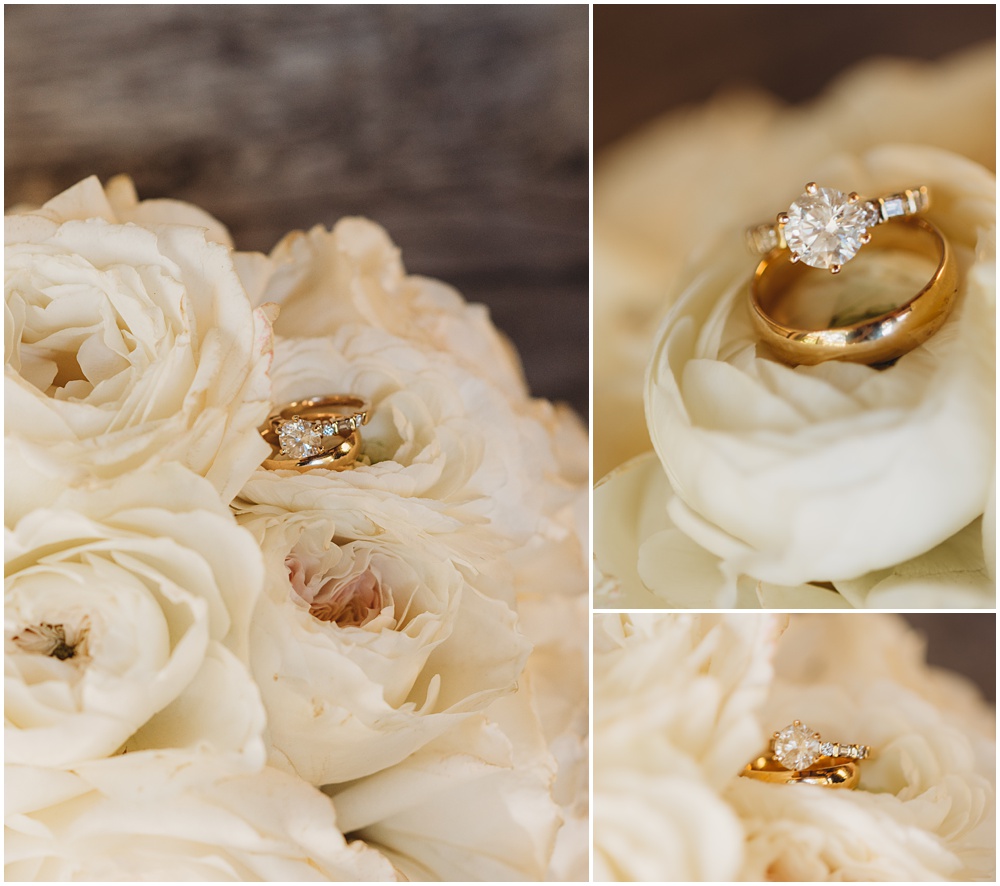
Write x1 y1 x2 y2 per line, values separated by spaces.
741 754 860 789
749 217 957 366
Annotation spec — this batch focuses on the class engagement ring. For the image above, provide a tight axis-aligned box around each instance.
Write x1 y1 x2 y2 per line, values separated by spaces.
740 721 870 790
260 395 369 472
746 182 930 273
745 185 957 366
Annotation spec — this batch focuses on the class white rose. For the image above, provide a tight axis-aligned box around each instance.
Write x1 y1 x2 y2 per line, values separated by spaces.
5 751 395 881
730 615 996 881
645 145 995 588
267 330 579 545
5 464 265 771
234 471 531 786
328 703 561 882
4 175 273 512
595 452 994 609
593 613 783 882
593 613 996 882
595 44 994 477
259 217 528 401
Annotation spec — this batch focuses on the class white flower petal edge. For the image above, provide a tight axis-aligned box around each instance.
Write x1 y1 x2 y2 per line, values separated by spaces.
594 451 994 609
4 175 273 512
5 464 266 770
593 613 784 882
258 217 528 402
646 145 995 587
328 701 560 883
235 471 530 786
5 751 396 881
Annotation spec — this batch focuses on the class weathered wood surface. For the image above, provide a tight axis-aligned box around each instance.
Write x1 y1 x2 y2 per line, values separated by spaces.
5 5 590 418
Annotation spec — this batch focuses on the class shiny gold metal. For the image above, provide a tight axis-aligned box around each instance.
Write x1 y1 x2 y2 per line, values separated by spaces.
805 181 818 195
259 395 370 472
749 217 957 366
740 754 861 789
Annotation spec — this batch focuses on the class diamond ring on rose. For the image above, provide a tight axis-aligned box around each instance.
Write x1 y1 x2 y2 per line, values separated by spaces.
259 395 369 472
744 182 958 367
740 720 870 789
746 182 930 273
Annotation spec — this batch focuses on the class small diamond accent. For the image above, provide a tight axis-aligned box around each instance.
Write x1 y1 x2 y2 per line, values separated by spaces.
881 196 906 219
773 721 822 770
782 186 880 270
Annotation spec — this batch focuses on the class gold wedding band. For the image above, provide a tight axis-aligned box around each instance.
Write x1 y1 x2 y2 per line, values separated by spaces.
741 754 860 789
260 395 369 472
749 217 957 366
739 721 870 790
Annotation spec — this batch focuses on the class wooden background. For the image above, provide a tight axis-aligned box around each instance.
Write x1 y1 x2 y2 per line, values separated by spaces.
5 5 590 418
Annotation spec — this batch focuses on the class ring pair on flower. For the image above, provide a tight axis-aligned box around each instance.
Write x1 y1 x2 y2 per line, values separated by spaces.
259 395 369 471
741 720 871 790
746 182 956 366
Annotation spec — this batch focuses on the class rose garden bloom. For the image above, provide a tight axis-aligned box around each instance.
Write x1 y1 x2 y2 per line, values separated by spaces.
5 175 273 512
5 465 266 773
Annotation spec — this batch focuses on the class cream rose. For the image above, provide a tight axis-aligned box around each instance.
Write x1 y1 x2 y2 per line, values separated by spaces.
730 615 996 881
234 470 531 786
5 464 265 771
4 175 273 512
5 751 395 881
266 330 580 545
645 145 995 589
259 217 528 402
595 45 995 478
593 613 996 882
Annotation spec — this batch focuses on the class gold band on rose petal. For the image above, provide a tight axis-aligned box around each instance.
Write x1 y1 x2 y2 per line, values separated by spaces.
739 721 870 790
749 216 957 366
259 395 369 472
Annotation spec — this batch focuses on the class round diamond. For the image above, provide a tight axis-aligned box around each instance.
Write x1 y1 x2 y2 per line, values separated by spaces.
773 721 822 770
277 418 323 459
783 187 879 270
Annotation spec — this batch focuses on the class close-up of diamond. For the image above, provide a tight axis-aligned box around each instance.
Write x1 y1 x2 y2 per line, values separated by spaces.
782 186 880 270
277 418 324 459
772 721 822 770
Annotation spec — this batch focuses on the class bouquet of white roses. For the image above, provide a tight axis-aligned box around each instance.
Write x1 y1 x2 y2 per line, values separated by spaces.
5 176 589 881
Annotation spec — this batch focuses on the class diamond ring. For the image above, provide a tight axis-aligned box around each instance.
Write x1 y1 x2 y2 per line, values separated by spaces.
746 182 930 273
259 395 370 472
739 720 870 789
749 214 958 366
